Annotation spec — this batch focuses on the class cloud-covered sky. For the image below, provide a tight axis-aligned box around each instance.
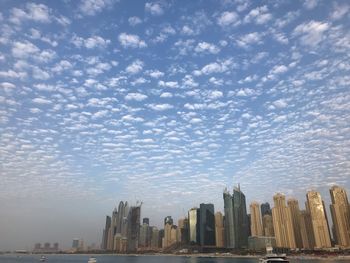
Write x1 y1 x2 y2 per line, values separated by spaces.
1 0 350 250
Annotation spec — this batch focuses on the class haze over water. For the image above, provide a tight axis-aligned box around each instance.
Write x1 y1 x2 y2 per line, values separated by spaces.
0 0 349 250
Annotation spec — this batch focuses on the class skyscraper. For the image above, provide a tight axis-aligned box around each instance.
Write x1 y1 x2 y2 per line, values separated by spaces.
306 191 331 249
272 193 296 249
139 218 150 247
177 218 189 244
126 205 141 252
329 185 350 248
199 203 216 246
262 214 274 237
250 202 263 236
223 185 249 249
102 215 111 249
261 202 272 216
287 198 303 249
299 209 315 249
215 211 225 247
163 216 174 248
188 208 200 245
223 189 235 248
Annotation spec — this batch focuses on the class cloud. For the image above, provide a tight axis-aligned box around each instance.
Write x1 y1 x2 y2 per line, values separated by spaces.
244 5 272 25
293 20 330 47
128 16 142 26
273 99 288 109
145 2 164 16
194 42 220 54
32 97 52 105
217 11 240 26
10 3 51 24
12 41 40 58
125 59 144 74
78 0 116 16
125 93 148 101
158 80 179 88
118 33 147 48
147 70 164 78
71 35 110 49
236 32 263 48
1 82 16 89
330 3 350 21
304 0 318 10
194 59 235 76
148 103 173 111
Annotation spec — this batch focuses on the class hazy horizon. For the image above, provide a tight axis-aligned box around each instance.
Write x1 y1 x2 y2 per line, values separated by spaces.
1 0 349 251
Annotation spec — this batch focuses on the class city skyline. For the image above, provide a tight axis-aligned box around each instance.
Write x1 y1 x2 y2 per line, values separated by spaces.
1 0 350 251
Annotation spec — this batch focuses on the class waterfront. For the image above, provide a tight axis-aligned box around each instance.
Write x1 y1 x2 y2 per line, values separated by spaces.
0 255 349 263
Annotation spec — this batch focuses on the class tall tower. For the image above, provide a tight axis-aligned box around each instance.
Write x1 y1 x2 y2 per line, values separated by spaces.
287 198 303 248
215 211 225 247
223 185 249 249
261 202 272 216
163 216 174 248
102 216 111 250
329 185 350 248
223 188 235 248
306 191 331 248
199 203 216 246
262 214 274 237
126 205 141 252
250 201 263 236
299 209 315 249
272 193 296 249
188 208 200 245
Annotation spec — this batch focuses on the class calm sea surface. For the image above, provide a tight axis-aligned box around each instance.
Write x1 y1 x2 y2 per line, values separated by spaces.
0 255 347 263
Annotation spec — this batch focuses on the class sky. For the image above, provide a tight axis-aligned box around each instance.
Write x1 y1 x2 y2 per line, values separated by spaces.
0 0 350 250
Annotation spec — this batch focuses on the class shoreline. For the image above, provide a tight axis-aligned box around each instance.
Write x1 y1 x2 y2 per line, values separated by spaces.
6 253 350 260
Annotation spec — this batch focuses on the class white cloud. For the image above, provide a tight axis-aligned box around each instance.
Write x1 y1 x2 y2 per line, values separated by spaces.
10 3 51 24
128 16 142 26
145 2 164 16
293 20 329 46
208 90 223 100
270 65 288 75
118 33 147 48
236 32 263 48
71 35 110 49
32 67 50 80
244 5 272 24
12 41 40 58
217 11 240 26
32 97 52 104
195 59 235 75
125 93 148 101
160 92 173 98
158 80 179 88
330 3 350 21
147 70 164 78
273 99 288 109
1 82 16 89
148 103 173 111
78 0 115 16
194 42 220 54
126 59 144 74
304 0 318 10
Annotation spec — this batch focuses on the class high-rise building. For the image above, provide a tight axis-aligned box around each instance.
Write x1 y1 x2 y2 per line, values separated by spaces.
177 218 189 244
261 202 272 216
299 209 315 249
287 198 303 248
215 211 225 247
262 214 274 237
163 216 174 248
223 185 249 249
250 202 263 237
272 193 296 249
199 203 216 246
306 191 331 249
143 218 150 225
126 205 141 252
329 186 350 248
151 227 160 248
223 189 235 248
102 216 111 250
139 219 150 247
170 225 178 245
188 208 200 245
158 229 164 248
72 238 79 249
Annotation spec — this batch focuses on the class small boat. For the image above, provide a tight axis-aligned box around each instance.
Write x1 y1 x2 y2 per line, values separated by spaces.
39 256 47 262
259 254 289 263
88 257 97 263
259 247 289 263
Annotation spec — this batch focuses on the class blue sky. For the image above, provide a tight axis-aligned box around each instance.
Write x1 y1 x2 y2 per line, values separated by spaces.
0 0 350 250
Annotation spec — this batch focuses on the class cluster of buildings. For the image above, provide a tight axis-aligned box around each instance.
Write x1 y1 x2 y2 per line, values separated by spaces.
33 242 59 253
101 185 350 253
